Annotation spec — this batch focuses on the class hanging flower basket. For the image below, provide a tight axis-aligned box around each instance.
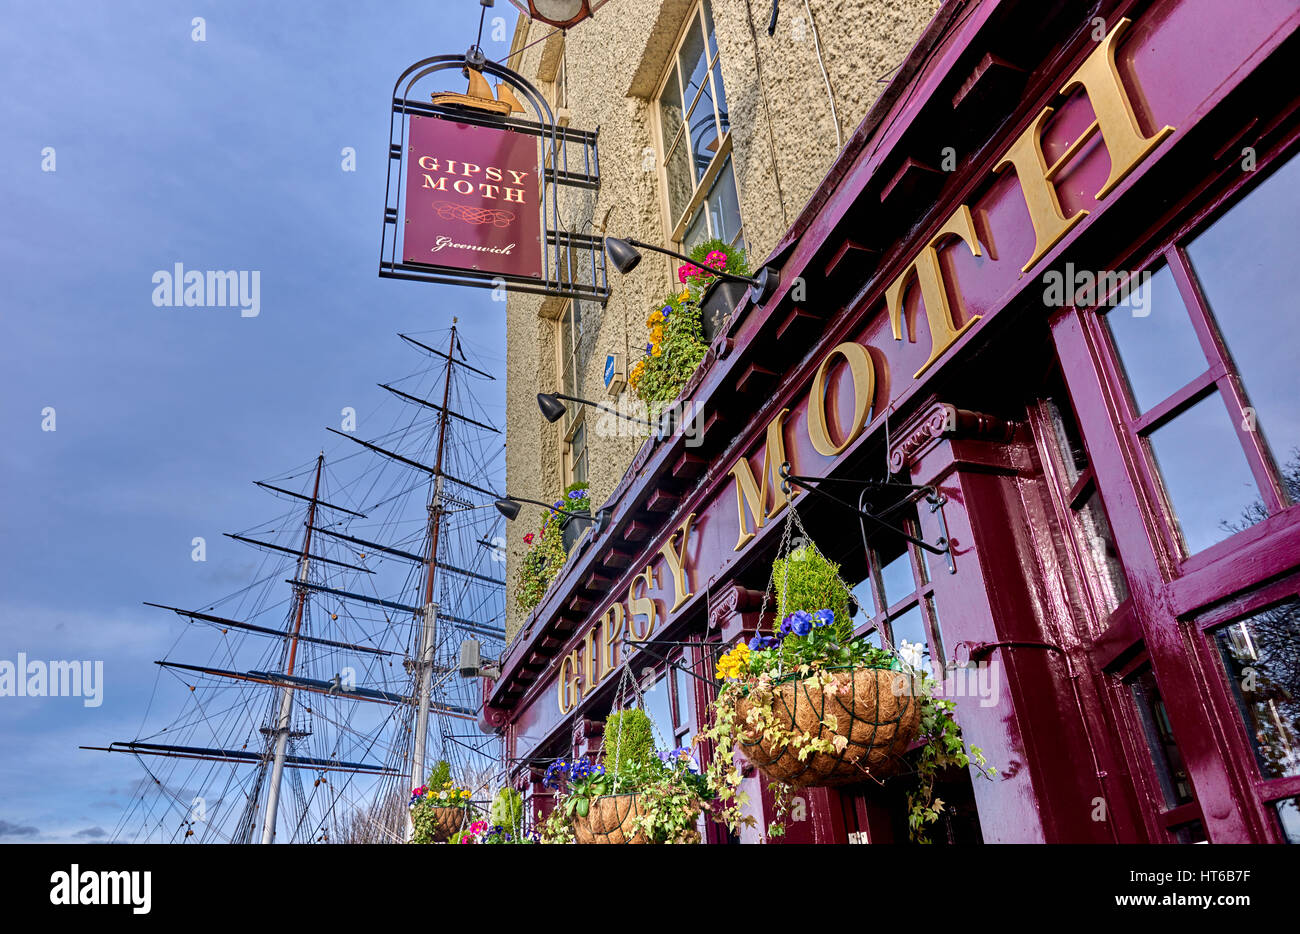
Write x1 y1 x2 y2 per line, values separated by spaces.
572 793 649 844
732 666 922 788
425 805 470 842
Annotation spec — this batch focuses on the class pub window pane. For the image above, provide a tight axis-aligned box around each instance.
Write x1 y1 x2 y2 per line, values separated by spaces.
682 204 709 251
569 419 587 486
1275 798 1300 844
705 157 743 247
877 535 915 609
639 673 674 749
702 0 718 59
678 13 709 143
658 67 684 159
1213 600 1300 780
1076 488 1130 612
690 82 720 179
1170 820 1207 844
850 574 877 620
1130 666 1194 808
1103 264 1206 414
925 596 945 672
1146 392 1262 555
665 139 694 225
712 61 729 137
888 603 930 674
673 661 694 729
1044 396 1090 486
1186 151 1300 505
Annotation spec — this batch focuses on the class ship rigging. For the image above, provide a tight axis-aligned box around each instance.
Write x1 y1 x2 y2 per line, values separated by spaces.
84 323 507 843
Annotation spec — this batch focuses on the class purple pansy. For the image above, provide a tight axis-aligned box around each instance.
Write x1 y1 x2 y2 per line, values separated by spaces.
748 634 778 652
813 609 834 628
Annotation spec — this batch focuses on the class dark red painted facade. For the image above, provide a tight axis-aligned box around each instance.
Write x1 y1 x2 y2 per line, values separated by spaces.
486 0 1300 843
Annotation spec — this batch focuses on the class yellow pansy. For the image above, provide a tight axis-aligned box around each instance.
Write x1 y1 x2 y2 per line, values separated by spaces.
677 289 689 303
714 643 751 680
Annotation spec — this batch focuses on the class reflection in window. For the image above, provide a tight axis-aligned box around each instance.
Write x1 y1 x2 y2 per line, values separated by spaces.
877 536 915 610
1103 264 1207 414
1214 600 1300 780
1041 394 1129 614
1170 821 1208 844
639 674 674 749
1276 798 1300 844
1130 666 1194 808
852 506 944 678
1076 488 1130 610
1186 151 1300 506
1146 393 1262 555
889 603 930 673
1045 397 1089 486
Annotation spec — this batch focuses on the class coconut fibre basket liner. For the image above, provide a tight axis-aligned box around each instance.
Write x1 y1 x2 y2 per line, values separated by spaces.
732 667 922 788
572 794 648 844
427 805 470 842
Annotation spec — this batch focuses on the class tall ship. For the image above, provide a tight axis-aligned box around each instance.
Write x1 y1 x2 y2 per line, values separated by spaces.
85 323 507 843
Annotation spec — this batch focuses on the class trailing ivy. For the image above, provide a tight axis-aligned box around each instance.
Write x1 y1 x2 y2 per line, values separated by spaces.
629 238 750 413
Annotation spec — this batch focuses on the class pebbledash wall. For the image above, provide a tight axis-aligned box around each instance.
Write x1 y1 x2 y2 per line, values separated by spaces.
487 0 1300 844
502 0 941 644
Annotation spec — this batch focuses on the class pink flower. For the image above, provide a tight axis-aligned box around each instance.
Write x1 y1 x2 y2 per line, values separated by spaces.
470 820 488 834
523 533 534 544
459 836 473 844
677 263 706 283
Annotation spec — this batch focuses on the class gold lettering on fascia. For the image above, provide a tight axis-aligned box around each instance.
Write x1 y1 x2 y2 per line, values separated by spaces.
995 17 1173 272
729 409 795 552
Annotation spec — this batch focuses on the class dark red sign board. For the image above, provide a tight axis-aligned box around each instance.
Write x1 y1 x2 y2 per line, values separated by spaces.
403 116 542 279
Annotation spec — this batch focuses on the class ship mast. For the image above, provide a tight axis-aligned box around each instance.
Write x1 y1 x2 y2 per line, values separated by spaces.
408 321 457 830
260 452 323 844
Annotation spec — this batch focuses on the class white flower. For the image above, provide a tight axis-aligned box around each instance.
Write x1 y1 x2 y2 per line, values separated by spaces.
898 639 924 671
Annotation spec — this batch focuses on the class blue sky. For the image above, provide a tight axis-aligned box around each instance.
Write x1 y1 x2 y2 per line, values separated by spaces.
0 1 517 842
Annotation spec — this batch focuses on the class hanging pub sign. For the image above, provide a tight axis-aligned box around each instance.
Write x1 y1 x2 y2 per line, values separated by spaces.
404 116 542 279
380 51 609 303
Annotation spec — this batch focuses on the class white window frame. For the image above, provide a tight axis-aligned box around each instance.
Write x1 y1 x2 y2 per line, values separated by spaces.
652 0 742 249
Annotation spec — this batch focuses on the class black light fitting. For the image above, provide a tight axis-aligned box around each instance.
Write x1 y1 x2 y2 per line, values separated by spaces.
604 236 780 305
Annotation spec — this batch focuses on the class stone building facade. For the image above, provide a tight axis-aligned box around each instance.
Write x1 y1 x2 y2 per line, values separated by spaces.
503 0 940 641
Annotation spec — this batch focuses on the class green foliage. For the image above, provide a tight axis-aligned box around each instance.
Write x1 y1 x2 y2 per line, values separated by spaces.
629 750 714 844
489 787 525 837
562 480 591 512
515 508 566 611
629 239 750 411
772 543 852 643
905 673 995 843
629 291 708 410
602 708 657 786
426 759 451 790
